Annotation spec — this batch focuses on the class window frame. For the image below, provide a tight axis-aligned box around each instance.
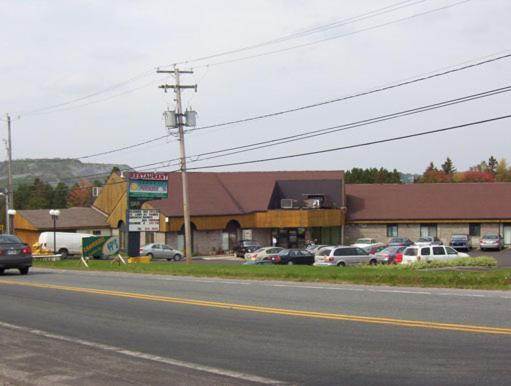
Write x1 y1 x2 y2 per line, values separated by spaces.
386 224 398 237
469 223 481 237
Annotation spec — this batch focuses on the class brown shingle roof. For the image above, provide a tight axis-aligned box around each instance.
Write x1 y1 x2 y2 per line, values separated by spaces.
346 183 511 221
18 207 109 230
148 171 344 216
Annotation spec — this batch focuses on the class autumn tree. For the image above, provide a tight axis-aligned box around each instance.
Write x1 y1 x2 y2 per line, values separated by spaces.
495 159 511 182
67 179 94 207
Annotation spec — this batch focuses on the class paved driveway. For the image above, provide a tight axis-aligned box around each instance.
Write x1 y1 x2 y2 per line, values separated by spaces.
469 247 511 267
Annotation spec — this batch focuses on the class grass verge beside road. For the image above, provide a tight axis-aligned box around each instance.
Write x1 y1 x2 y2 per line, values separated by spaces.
33 258 511 290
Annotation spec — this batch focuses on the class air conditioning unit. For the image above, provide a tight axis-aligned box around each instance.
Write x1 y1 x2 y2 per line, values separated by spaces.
304 198 321 209
92 186 102 197
280 198 297 209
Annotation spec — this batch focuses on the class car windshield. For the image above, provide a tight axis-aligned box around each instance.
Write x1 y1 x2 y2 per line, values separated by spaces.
483 235 499 240
0 235 22 244
417 238 431 242
451 235 467 240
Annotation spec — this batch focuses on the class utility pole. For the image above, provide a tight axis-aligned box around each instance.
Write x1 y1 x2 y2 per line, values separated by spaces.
158 66 197 264
5 114 13 210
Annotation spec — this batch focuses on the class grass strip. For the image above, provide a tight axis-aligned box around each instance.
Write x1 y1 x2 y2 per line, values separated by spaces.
33 259 511 290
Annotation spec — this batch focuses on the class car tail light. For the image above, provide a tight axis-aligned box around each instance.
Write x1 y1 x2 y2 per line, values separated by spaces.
22 246 31 254
394 253 403 264
272 255 281 263
325 256 334 262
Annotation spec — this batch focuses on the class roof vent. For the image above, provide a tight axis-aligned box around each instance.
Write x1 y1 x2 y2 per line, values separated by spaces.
304 198 322 209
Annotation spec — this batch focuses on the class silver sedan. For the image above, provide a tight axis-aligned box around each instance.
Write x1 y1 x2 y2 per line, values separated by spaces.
140 243 183 261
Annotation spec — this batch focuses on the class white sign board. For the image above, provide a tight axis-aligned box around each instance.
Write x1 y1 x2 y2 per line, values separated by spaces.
129 209 160 232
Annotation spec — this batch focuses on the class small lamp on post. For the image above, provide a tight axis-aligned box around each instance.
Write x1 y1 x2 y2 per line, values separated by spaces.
49 209 60 254
7 209 16 235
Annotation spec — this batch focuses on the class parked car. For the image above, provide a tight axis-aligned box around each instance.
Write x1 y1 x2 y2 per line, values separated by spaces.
480 234 504 251
306 244 328 254
233 240 261 257
415 236 443 246
270 249 315 265
351 238 379 249
401 245 469 264
449 234 472 251
363 243 387 255
140 243 183 261
374 246 406 264
244 246 284 260
387 237 414 247
314 246 375 267
0 235 33 275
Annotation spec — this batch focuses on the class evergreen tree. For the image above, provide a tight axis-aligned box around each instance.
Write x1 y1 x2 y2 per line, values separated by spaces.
495 159 510 182
488 156 498 174
52 182 69 208
441 157 456 174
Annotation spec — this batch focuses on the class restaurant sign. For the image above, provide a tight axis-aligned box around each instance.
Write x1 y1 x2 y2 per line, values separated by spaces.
128 172 168 199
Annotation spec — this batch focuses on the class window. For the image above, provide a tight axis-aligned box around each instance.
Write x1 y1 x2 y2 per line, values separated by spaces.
420 224 437 238
145 232 155 244
432 246 445 255
386 224 398 237
92 230 101 235
445 247 457 255
469 224 481 237
421 247 431 256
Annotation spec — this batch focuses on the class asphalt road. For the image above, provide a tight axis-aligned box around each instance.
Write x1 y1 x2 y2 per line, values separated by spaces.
0 269 510 385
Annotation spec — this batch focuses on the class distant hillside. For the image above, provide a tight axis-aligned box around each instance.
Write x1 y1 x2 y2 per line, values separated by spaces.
0 159 131 188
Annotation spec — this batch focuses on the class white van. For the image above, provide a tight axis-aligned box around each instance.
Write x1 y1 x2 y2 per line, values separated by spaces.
38 232 92 257
402 245 469 264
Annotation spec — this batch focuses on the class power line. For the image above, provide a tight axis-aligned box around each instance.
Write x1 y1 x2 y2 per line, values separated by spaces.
185 52 511 134
189 0 472 69
168 0 426 66
13 1 426 118
182 85 511 165
186 114 511 170
66 52 511 161
18 70 157 116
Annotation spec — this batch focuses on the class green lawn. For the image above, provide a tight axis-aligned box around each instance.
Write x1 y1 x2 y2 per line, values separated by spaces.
33 259 511 290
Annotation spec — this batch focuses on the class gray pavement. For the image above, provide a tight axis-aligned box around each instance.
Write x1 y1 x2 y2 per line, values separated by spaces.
0 269 510 385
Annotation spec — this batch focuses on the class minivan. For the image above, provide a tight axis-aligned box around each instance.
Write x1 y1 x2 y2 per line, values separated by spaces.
401 245 469 264
314 246 375 267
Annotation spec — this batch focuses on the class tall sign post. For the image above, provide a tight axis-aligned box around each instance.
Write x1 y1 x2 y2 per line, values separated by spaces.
126 172 169 257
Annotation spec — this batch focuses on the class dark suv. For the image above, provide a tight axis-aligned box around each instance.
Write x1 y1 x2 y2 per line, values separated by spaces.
233 240 261 258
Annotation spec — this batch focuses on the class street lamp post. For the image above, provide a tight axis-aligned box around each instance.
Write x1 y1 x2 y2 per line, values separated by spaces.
7 209 16 235
49 209 60 254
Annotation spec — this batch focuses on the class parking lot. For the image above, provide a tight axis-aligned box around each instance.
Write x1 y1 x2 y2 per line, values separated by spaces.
174 247 511 267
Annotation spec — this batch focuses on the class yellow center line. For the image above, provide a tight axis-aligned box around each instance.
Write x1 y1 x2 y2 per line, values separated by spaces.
1 279 510 335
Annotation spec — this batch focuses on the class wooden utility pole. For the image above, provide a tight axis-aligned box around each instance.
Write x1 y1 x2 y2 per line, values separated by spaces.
158 67 196 264
5 113 13 210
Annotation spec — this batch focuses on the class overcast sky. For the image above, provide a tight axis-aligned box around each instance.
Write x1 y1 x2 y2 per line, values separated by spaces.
1 0 510 175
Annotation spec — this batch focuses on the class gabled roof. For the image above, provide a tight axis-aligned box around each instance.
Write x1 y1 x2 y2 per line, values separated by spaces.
346 183 511 221
18 207 109 230
148 171 344 216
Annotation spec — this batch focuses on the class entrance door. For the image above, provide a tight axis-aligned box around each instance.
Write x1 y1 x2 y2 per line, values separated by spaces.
504 225 511 245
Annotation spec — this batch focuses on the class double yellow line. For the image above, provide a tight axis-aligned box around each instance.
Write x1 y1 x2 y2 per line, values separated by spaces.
1 279 510 336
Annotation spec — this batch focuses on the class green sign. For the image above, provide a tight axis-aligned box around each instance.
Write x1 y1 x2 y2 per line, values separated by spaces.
128 179 168 199
82 236 120 258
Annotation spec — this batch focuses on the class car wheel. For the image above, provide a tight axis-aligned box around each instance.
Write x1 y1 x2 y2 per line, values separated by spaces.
337 262 346 267
19 267 29 275
58 249 69 258
369 259 377 266
0 268 4 275
173 254 182 261
287 260 294 265
147 253 153 259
